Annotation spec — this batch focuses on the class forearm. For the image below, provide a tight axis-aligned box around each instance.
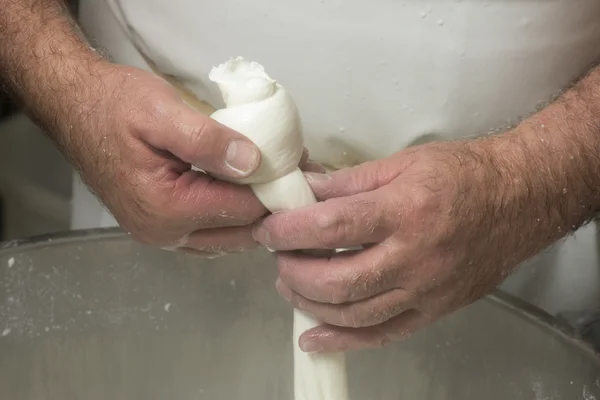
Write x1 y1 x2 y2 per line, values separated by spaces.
478 66 600 258
0 0 104 145
517 67 600 228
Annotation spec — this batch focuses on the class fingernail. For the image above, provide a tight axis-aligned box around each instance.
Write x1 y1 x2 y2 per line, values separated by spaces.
253 226 277 252
300 340 322 353
252 225 271 244
304 162 327 174
275 279 292 301
225 140 260 176
304 172 331 183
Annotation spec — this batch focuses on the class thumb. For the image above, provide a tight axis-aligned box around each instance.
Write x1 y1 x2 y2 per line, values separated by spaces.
139 97 261 179
304 158 401 200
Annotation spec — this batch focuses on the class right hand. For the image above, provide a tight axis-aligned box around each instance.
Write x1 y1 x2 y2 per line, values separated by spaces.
56 61 290 256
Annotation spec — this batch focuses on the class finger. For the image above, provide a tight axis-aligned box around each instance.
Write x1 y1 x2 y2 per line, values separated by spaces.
302 161 327 174
172 170 267 230
185 225 259 252
276 245 400 303
134 170 266 247
136 95 261 179
298 309 431 353
298 147 309 169
276 279 417 328
304 158 404 201
253 191 394 250
298 148 327 173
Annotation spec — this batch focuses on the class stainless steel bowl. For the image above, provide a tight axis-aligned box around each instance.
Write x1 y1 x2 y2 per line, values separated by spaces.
0 229 598 399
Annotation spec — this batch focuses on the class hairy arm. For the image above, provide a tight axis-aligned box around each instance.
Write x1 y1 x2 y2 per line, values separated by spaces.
0 0 105 159
521 66 600 229
0 0 270 250
472 66 600 265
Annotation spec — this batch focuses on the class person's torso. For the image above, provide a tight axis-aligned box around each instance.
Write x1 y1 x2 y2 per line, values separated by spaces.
96 0 600 167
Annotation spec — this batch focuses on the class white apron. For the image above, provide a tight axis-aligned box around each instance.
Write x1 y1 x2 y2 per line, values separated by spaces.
74 0 600 316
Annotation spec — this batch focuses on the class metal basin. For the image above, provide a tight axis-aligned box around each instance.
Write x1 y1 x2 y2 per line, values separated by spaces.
0 229 598 399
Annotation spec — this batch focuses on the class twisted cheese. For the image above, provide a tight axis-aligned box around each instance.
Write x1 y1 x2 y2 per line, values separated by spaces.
209 57 349 400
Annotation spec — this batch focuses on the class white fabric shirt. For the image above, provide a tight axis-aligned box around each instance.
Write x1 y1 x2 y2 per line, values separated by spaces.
103 0 600 168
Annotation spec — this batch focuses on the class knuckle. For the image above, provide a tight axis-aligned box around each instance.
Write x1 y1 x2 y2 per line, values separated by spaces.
315 210 346 248
144 92 169 114
131 96 171 136
368 306 395 326
322 273 351 304
184 120 217 163
365 298 403 328
399 187 440 231
410 185 440 215
347 269 378 302
345 255 394 302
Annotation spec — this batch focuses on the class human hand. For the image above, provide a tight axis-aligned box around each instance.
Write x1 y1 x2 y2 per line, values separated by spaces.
253 140 554 352
53 62 320 255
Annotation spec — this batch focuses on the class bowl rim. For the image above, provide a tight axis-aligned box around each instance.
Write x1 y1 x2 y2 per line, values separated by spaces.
0 227 598 361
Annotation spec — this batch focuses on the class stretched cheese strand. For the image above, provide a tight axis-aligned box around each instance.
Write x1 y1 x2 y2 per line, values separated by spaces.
209 57 349 400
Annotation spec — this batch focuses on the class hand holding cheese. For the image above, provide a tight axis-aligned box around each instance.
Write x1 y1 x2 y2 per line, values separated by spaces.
209 57 317 212
209 57 349 400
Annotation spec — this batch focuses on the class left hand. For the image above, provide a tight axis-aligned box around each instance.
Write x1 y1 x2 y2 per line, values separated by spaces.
253 140 549 353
